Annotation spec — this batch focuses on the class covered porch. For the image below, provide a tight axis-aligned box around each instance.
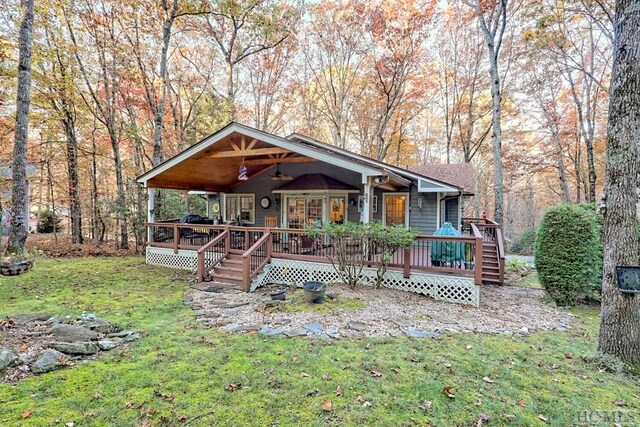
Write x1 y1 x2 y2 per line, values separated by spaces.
137 123 505 306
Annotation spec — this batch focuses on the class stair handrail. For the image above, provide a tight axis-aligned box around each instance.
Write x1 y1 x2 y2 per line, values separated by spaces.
196 230 229 282
470 223 484 285
241 231 272 292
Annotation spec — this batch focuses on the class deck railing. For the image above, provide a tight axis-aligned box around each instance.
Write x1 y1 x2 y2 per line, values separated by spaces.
242 232 272 291
196 230 229 282
146 223 490 285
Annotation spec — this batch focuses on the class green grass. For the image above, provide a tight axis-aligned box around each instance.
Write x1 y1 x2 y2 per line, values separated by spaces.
514 272 543 289
1 257 638 426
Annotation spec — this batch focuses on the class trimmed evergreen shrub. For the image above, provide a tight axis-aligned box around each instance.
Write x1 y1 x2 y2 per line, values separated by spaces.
534 204 601 306
37 210 62 233
509 227 537 255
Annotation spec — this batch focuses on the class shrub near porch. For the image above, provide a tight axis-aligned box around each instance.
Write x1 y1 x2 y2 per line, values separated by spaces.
1 257 638 426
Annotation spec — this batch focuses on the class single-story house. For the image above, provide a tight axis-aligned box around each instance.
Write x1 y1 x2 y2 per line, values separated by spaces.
137 122 505 306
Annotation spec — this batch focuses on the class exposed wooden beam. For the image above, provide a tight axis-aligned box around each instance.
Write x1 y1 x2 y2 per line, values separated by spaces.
148 180 230 192
246 138 258 151
244 156 316 166
207 147 292 158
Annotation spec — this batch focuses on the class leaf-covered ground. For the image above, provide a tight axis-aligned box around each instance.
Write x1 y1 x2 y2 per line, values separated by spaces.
0 257 638 426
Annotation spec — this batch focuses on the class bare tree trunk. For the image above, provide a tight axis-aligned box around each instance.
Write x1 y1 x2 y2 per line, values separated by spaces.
552 128 571 203
472 0 508 225
62 112 83 244
598 0 640 369
7 0 34 255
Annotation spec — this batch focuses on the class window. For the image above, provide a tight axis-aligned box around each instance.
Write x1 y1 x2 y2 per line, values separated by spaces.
383 193 409 228
224 194 255 224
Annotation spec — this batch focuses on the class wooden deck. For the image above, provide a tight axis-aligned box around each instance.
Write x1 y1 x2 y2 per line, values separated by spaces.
145 219 505 291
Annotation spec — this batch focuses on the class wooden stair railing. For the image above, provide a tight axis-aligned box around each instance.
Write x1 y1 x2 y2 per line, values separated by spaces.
196 230 230 282
241 232 272 292
470 221 505 284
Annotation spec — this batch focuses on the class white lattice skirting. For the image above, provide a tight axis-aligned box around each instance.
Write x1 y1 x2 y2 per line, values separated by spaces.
146 247 220 272
259 258 480 307
145 247 480 306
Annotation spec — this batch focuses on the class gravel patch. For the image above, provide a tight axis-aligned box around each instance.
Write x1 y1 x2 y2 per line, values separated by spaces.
187 283 575 338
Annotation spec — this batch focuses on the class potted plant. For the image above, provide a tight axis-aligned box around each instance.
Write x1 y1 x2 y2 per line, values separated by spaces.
303 281 326 304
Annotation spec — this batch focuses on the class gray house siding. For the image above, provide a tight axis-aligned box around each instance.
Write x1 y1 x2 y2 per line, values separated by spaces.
410 191 438 234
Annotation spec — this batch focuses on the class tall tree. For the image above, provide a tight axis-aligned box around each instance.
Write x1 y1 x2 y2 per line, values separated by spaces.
205 0 299 119
598 0 640 369
466 0 510 224
7 0 35 255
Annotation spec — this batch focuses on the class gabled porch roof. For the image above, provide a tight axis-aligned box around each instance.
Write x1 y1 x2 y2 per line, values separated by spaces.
136 122 461 193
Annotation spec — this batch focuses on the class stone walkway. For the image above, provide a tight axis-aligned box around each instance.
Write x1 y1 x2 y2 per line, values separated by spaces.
185 282 574 339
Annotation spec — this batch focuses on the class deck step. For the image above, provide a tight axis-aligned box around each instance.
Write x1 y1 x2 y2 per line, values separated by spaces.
211 273 243 285
215 265 243 274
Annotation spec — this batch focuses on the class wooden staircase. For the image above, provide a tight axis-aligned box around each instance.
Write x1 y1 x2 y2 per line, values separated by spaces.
482 241 503 283
210 254 246 287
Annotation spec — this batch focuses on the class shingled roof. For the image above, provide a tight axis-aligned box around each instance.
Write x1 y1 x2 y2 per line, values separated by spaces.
409 163 475 195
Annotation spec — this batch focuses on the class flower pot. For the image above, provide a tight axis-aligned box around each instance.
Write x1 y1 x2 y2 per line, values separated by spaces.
269 289 287 301
0 259 34 276
303 281 326 304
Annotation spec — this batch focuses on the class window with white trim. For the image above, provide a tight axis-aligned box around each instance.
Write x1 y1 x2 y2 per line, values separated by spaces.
224 194 255 224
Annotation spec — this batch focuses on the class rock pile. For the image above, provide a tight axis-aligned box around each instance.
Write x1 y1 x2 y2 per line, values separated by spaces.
0 312 139 381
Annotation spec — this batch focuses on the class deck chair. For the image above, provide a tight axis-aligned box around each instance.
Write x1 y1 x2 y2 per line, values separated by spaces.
265 215 278 228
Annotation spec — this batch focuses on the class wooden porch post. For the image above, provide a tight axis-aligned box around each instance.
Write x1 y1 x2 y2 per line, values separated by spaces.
147 187 156 242
361 175 373 223
474 235 483 285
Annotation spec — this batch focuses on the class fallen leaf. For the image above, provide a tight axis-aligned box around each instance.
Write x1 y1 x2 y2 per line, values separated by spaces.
21 411 31 419
466 345 472 350
482 377 494 383
322 374 332 380
477 413 490 426
335 385 343 396
443 386 455 399
370 370 382 378
300 372 309 378
613 401 626 407
475 398 483 406
321 400 332 411
291 355 299 362
154 390 174 402
538 414 548 422
177 414 188 422
391 367 400 374
418 400 432 412
66 423 75 427
356 395 365 402
517 399 527 407
362 401 371 408
93 391 103 399
224 383 241 392
20 343 29 350
501 414 516 420
306 389 319 397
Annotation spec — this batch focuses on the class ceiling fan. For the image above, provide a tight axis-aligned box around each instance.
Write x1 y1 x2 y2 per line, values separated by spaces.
270 163 293 181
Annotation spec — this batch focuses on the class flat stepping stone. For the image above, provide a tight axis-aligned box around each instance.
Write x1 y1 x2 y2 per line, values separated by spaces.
347 321 367 331
303 323 324 334
259 326 285 336
193 309 205 316
222 302 250 309
271 318 292 326
50 341 99 355
391 318 412 328
325 329 341 339
97 340 120 351
51 324 98 342
221 323 240 333
402 329 441 338
11 313 53 324
284 329 308 337
238 326 260 333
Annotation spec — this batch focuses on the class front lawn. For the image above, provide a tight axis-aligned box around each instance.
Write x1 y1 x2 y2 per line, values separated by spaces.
0 257 638 426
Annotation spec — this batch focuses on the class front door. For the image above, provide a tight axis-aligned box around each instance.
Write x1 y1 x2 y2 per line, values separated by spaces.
286 197 323 228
